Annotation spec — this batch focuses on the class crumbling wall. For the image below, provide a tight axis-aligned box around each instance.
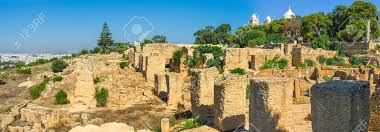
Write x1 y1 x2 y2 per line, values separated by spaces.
154 73 168 99
224 48 249 71
190 68 219 123
145 53 166 87
70 56 97 112
214 74 247 131
20 104 68 129
249 77 293 132
165 73 184 108
292 46 336 66
311 80 370 132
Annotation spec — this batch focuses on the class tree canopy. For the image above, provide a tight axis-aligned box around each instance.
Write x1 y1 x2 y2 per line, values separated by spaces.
97 22 114 48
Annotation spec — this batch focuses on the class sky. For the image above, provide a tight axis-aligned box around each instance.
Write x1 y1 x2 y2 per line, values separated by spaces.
0 0 379 53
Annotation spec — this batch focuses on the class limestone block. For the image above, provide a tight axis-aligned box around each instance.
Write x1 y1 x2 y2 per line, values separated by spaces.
154 73 168 98
145 53 166 87
224 48 249 71
20 104 67 129
311 80 370 132
190 68 219 123
214 74 247 131
165 73 184 108
161 118 169 132
249 77 293 132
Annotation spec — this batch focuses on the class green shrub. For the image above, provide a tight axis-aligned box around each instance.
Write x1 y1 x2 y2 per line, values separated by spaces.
317 55 327 64
177 118 202 131
188 45 224 69
16 67 32 74
52 76 64 82
349 56 366 66
95 87 109 107
323 76 332 82
28 59 49 66
51 59 68 73
260 55 288 70
54 89 69 105
151 123 161 132
91 47 101 54
80 49 89 55
29 81 48 99
94 76 102 84
311 35 330 50
229 68 246 75
43 75 50 83
325 56 345 66
14 62 26 68
172 49 184 64
119 61 129 69
304 59 315 67
0 71 8 79
297 63 307 69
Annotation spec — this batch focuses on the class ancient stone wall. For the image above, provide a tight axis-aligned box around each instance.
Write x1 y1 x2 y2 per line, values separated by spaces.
190 68 219 123
70 56 97 112
291 46 336 66
311 80 370 132
138 44 182 72
165 73 184 108
214 74 247 131
341 42 370 56
20 104 68 129
154 73 168 99
224 48 283 71
369 88 380 131
249 77 293 132
145 53 166 87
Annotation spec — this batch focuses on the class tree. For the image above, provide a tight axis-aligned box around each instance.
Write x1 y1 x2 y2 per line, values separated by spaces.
328 5 349 40
214 24 232 44
194 26 215 44
193 24 233 45
152 35 167 43
51 59 68 73
301 13 332 41
311 35 330 50
239 30 267 47
97 22 114 48
280 18 301 42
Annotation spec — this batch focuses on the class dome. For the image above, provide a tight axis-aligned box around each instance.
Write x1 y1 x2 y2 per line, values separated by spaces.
283 6 295 19
249 14 259 25
264 16 272 24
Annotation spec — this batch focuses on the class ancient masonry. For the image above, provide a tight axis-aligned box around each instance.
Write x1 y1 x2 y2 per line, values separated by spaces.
70 56 97 112
165 73 184 108
311 80 370 132
190 67 219 123
213 74 247 131
20 104 68 129
249 77 293 132
369 88 380 131
145 52 166 87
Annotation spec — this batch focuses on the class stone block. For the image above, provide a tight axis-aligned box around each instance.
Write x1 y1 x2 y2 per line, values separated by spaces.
214 74 247 131
311 80 370 132
154 73 168 99
166 73 184 108
249 77 293 132
190 68 219 123
145 53 166 87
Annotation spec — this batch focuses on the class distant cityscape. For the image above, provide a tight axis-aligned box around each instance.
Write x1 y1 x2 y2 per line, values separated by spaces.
0 53 71 64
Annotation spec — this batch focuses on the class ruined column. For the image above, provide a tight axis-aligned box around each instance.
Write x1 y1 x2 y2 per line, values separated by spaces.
145 53 166 87
369 88 380 131
311 80 370 132
249 77 293 132
161 118 170 132
214 74 247 131
154 73 168 99
190 68 219 123
165 73 184 108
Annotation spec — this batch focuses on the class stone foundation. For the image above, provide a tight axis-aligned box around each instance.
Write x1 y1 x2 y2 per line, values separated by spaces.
311 80 370 132
214 74 247 131
20 104 68 129
249 77 293 132
190 68 219 123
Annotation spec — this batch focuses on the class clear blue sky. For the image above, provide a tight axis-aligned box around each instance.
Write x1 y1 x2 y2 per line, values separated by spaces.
0 0 379 53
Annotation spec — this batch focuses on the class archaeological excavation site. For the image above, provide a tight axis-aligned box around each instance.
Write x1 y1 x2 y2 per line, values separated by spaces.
0 41 379 132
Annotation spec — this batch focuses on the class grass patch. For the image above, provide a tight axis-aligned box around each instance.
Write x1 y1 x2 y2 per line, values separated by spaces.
54 89 69 105
95 87 109 107
119 61 129 69
52 75 64 82
16 67 32 74
323 76 332 82
94 76 102 84
229 67 246 75
176 118 202 131
29 81 48 99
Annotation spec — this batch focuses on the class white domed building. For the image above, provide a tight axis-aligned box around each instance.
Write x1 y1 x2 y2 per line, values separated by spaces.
264 16 272 24
249 14 259 26
283 6 295 19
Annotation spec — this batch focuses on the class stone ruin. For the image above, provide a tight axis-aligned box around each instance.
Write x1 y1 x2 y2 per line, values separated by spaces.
249 77 293 132
190 68 219 123
369 88 380 131
213 74 247 131
311 80 370 132
70 56 97 112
